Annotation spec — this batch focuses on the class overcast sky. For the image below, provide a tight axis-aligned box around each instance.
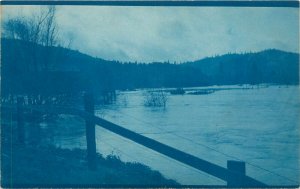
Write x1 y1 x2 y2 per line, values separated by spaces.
3 5 299 62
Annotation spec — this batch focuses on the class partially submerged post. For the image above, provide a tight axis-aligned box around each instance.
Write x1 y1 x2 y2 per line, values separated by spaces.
84 92 97 170
227 160 246 187
17 96 25 144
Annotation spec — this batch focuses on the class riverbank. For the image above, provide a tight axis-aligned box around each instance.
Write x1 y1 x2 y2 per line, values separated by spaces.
1 112 179 187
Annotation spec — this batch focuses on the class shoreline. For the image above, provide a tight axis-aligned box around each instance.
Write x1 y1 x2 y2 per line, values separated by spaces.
1 112 179 187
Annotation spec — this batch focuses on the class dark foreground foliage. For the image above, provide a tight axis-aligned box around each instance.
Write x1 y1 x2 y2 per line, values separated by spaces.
1 144 178 187
1 115 178 187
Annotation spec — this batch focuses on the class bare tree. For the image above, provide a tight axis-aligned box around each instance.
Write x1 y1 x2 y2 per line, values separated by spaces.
3 6 58 44
41 6 59 70
42 6 58 47
144 89 168 107
3 6 60 72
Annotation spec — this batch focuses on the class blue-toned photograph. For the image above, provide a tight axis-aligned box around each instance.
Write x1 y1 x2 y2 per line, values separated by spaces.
1 1 299 188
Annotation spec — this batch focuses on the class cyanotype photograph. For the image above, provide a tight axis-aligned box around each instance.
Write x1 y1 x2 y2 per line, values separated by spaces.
0 1 299 188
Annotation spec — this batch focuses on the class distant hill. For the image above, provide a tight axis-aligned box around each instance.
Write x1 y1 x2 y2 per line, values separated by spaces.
184 49 299 85
1 38 299 95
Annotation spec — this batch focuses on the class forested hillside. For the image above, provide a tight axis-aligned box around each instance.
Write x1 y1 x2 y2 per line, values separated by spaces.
2 38 298 95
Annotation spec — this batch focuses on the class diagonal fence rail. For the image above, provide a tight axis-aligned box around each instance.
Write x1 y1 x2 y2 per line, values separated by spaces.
4 94 267 187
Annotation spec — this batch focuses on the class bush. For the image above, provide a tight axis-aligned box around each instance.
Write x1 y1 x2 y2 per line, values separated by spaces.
143 89 168 107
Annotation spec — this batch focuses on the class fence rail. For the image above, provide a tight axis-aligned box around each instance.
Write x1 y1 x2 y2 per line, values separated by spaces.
4 94 267 187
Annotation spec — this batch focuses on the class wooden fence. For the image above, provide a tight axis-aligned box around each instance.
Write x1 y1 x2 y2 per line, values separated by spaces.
11 93 266 187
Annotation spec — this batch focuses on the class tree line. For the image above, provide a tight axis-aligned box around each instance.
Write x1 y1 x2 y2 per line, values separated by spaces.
2 37 298 96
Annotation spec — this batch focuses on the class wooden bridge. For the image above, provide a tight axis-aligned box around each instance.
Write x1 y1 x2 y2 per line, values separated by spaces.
9 93 266 187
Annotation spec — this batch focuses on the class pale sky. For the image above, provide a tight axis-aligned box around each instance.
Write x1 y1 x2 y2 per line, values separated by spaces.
2 5 299 62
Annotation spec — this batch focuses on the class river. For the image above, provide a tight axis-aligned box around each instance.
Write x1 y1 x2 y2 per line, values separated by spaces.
39 85 299 186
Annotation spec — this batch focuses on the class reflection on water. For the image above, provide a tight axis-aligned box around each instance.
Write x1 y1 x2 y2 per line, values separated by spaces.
37 85 299 186
33 115 86 149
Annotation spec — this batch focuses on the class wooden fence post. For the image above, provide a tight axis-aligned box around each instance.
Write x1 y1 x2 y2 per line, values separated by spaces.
84 92 97 170
17 96 25 144
227 160 246 187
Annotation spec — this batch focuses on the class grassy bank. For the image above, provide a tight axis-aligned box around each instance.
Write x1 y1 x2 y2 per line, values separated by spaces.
1 110 179 187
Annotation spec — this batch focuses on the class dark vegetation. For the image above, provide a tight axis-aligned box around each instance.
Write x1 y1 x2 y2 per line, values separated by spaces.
1 108 178 187
2 38 299 96
143 89 168 107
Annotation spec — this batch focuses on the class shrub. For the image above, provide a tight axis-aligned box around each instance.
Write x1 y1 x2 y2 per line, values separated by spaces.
143 89 168 107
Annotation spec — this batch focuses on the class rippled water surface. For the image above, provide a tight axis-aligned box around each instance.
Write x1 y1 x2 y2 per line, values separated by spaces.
41 85 299 186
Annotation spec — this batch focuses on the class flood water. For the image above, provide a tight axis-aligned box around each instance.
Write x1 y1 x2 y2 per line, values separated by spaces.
39 85 299 186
